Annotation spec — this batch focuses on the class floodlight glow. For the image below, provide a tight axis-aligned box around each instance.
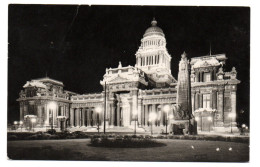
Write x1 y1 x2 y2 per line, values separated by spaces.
133 110 138 116
163 105 170 113
48 101 57 110
207 116 212 121
31 118 36 123
169 114 174 119
149 112 157 121
195 117 200 121
228 112 236 118
96 106 102 113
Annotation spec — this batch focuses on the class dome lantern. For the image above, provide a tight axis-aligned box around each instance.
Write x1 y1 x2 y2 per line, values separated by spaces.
143 18 165 37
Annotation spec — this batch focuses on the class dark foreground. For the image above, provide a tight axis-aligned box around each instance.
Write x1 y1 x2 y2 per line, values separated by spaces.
7 139 249 162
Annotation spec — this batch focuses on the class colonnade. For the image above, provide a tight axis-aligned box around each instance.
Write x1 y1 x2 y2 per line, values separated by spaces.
69 107 101 127
142 39 162 47
140 103 174 127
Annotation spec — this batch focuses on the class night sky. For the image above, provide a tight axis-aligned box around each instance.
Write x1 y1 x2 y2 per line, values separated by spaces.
8 5 250 125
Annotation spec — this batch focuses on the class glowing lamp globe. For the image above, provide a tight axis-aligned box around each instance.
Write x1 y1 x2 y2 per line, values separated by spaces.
163 105 170 113
228 113 236 118
14 121 17 125
96 107 102 113
19 121 23 125
48 101 56 110
31 118 36 123
149 112 157 121
207 116 212 121
169 115 174 119
133 110 138 116
195 117 200 121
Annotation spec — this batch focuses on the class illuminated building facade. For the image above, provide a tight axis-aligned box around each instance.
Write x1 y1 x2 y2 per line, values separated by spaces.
17 19 240 133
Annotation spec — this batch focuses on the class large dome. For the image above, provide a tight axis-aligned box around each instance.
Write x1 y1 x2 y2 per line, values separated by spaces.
143 19 165 37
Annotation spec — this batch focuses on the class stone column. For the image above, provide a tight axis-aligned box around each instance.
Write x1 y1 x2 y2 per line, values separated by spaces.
217 90 224 122
137 99 142 125
212 91 217 109
111 103 115 126
231 91 237 118
141 103 145 126
82 108 85 126
152 104 156 125
195 92 199 110
45 104 49 125
20 104 23 121
37 106 41 125
53 105 57 126
191 92 195 112
70 108 74 127
144 104 149 126
117 102 120 126
74 108 78 127
132 90 138 124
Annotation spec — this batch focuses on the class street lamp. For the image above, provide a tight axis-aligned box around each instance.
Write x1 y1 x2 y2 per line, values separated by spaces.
195 117 201 131
96 106 102 134
133 110 138 135
31 118 36 132
149 112 157 135
19 121 23 132
207 116 212 132
228 113 236 133
163 105 170 135
14 121 17 132
48 101 56 130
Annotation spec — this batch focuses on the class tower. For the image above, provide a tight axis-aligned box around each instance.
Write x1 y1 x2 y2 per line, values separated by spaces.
172 52 197 135
176 52 192 116
135 18 176 87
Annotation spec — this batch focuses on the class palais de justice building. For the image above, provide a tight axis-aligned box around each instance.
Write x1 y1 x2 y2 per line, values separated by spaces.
17 19 240 133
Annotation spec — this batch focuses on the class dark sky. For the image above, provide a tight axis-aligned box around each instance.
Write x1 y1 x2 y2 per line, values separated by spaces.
8 5 250 125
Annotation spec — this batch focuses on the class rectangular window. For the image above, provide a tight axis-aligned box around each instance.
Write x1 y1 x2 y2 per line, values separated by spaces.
204 73 211 82
58 106 61 115
203 94 211 108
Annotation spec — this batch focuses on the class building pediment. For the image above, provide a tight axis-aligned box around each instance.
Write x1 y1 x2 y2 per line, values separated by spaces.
109 76 130 83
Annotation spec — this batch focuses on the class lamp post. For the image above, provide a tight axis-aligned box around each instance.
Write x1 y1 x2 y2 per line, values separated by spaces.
96 107 102 134
207 116 212 132
228 113 236 133
163 105 170 135
168 114 174 135
19 121 23 132
149 112 157 135
241 124 246 135
31 118 36 132
14 121 17 132
195 117 200 131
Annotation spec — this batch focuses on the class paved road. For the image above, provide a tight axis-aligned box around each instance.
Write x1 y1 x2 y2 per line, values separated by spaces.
7 139 249 162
